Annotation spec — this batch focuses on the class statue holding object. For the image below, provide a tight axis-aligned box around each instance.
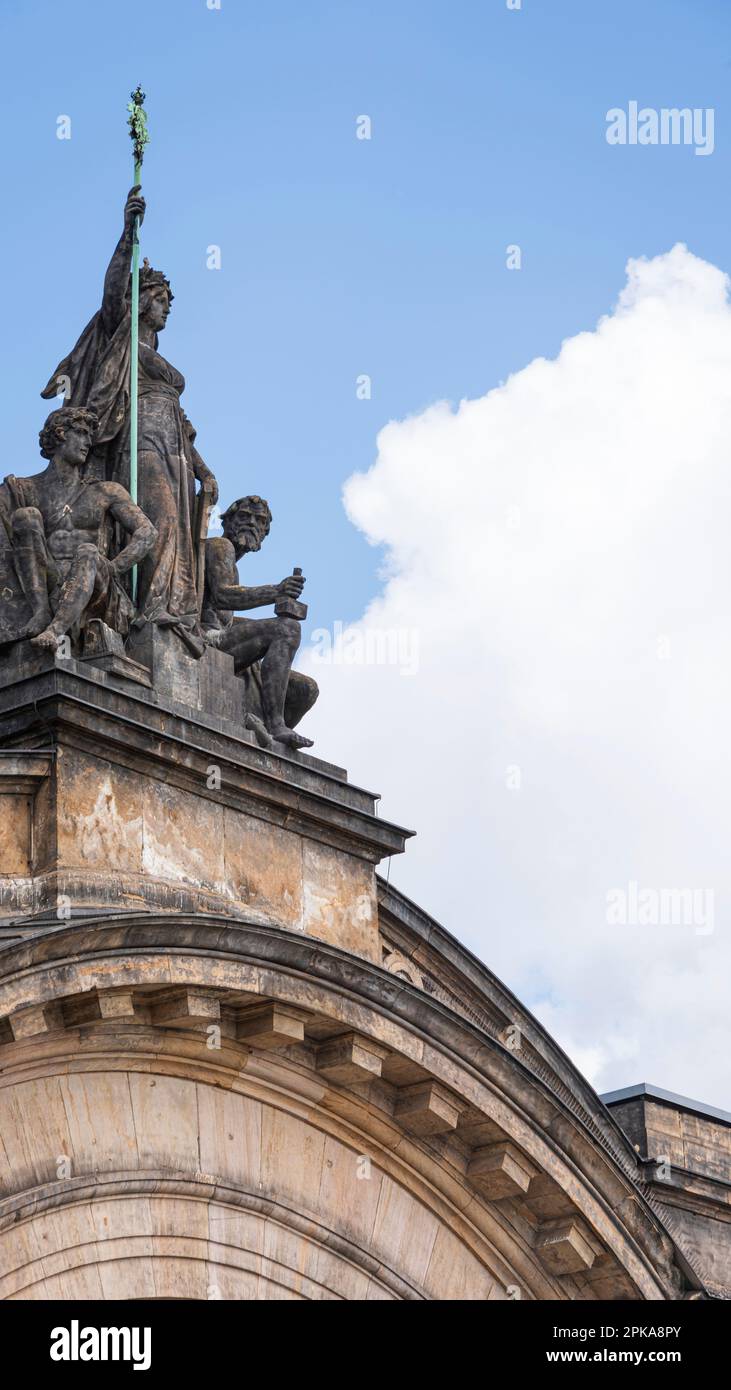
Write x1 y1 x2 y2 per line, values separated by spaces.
0 90 320 754
202 496 318 749
40 187 218 651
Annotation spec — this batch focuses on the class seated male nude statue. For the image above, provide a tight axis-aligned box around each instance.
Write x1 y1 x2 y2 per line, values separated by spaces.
201 495 318 750
0 406 156 649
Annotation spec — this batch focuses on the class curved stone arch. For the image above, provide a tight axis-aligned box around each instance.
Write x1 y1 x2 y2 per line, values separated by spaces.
0 1047 540 1301
1 1185 416 1301
0 915 701 1301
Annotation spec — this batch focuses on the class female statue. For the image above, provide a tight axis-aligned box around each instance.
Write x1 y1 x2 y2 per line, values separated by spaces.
41 188 218 650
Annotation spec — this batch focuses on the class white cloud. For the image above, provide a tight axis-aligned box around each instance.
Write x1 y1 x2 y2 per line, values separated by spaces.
300 244 731 1109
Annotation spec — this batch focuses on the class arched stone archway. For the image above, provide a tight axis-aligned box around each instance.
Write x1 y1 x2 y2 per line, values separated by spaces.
0 915 701 1301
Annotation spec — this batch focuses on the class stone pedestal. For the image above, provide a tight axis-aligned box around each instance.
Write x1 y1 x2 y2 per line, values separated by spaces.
126 623 244 721
0 652 412 960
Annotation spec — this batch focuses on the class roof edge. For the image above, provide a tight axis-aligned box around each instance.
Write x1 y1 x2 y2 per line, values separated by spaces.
601 1083 731 1129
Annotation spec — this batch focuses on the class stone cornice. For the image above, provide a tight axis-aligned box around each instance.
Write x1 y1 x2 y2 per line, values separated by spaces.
377 878 644 1169
0 912 703 1300
0 665 413 867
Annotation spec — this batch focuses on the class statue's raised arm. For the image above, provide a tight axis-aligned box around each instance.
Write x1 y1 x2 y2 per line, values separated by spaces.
101 186 146 337
40 184 218 652
40 186 143 419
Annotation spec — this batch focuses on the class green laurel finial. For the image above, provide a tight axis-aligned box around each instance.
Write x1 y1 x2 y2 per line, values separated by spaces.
127 86 150 171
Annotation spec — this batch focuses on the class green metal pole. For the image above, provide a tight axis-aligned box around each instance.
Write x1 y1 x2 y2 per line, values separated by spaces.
130 157 141 604
126 86 149 607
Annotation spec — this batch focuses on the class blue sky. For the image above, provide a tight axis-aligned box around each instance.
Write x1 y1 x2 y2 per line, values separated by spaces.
2 2 731 1100
1 0 730 634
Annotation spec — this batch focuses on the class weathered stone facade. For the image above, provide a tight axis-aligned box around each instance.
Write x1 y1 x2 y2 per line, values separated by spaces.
0 647 725 1299
603 1085 731 1300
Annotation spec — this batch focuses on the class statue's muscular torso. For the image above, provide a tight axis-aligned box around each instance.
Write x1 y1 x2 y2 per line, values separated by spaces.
201 536 237 632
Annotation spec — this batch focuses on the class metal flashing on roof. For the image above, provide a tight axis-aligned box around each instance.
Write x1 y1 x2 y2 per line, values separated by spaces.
601 1082 731 1128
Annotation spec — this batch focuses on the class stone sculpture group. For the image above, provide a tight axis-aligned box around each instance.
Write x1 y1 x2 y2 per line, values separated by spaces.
0 187 318 750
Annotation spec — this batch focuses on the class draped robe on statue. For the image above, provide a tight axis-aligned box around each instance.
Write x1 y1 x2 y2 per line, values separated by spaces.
41 298 201 635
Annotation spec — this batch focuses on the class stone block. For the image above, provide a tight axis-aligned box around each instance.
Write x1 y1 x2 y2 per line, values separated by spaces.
126 623 201 707
646 1101 682 1137
237 1003 305 1049
142 780 225 893
0 638 58 689
126 623 244 724
303 840 379 961
0 751 54 885
8 1003 51 1040
198 645 244 725
0 792 31 875
96 990 137 1020
223 809 304 929
316 1032 388 1085
468 1141 537 1199
64 990 137 1025
646 1134 685 1169
82 619 126 660
0 665 411 946
151 990 221 1030
535 1218 597 1275
394 1081 461 1136
56 749 144 876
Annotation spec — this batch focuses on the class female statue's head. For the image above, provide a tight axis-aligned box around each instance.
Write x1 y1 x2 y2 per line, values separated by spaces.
131 260 174 333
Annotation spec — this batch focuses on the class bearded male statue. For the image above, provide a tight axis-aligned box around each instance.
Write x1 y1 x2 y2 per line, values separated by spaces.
201 495 318 750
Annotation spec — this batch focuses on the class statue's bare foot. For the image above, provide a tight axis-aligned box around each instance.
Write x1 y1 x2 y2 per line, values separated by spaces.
269 723 314 750
30 626 63 651
18 610 53 641
244 712 276 750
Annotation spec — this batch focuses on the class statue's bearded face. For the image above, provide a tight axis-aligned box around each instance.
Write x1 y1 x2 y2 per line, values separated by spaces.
227 506 270 556
140 286 171 332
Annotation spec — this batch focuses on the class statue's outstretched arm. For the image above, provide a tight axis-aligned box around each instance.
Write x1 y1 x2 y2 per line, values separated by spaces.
215 580 281 612
101 187 146 337
207 540 279 611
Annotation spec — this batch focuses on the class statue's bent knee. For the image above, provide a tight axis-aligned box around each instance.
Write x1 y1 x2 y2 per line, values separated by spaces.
12 506 44 537
277 616 301 646
296 672 319 714
302 673 319 704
